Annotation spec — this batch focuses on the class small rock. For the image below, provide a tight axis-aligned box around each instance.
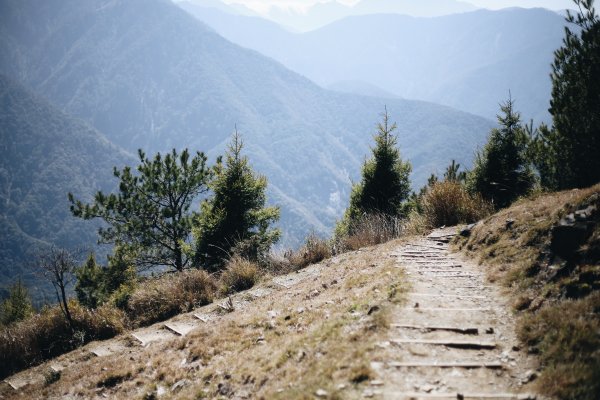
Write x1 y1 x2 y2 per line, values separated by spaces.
422 384 434 393
171 379 188 392
524 370 538 383
315 388 328 397
370 380 384 386
268 310 278 319
297 307 305 314
367 305 380 315
296 350 306 362
337 383 347 390
512 345 521 351
505 219 515 228
362 389 375 398
256 336 265 344
414 302 420 308
485 327 494 334
157 386 167 396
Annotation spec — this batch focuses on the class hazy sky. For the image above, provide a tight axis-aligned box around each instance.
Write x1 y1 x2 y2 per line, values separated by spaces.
222 0 576 13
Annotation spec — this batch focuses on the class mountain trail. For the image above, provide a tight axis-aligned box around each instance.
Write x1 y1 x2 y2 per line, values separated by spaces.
372 228 540 399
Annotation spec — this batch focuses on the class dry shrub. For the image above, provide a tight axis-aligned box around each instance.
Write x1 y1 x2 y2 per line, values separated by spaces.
219 257 261 295
0 301 125 379
518 292 600 400
286 232 332 270
337 213 403 252
422 181 492 228
126 269 216 327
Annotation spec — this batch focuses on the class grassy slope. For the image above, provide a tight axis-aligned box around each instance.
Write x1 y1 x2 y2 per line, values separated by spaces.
2 239 408 399
455 184 600 400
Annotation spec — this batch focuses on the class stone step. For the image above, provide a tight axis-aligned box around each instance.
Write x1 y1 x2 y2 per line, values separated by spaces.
390 339 497 349
391 324 479 335
387 392 535 400
164 320 200 336
388 361 504 369
131 327 177 346
408 293 487 300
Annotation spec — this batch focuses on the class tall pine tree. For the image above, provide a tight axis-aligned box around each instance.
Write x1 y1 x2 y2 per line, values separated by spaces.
341 108 411 232
532 0 600 189
193 131 280 271
467 97 535 209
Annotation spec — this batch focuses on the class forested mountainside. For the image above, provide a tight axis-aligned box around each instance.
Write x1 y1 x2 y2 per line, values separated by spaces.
0 0 493 247
0 75 133 301
181 5 566 123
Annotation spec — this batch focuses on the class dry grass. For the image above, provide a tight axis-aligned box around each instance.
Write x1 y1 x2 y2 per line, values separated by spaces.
126 269 216 327
285 232 332 270
455 183 600 400
336 213 404 252
6 239 409 399
219 257 262 295
422 181 493 228
0 301 125 379
518 292 600 400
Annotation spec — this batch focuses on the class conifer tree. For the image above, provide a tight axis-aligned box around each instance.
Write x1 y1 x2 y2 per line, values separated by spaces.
193 131 280 271
531 0 600 189
74 253 103 309
467 97 535 209
0 280 33 326
343 108 412 229
69 149 211 271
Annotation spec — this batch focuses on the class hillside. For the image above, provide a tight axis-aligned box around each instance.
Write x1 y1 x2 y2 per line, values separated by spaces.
0 0 494 247
0 75 133 301
182 6 566 123
0 230 541 399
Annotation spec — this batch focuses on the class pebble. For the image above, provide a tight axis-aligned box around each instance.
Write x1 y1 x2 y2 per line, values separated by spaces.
315 388 328 397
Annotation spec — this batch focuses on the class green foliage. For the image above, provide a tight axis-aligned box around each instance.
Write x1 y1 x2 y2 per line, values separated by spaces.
74 253 103 309
193 132 280 271
443 160 467 183
69 149 211 271
0 280 33 326
341 109 412 233
530 0 600 190
467 97 535 209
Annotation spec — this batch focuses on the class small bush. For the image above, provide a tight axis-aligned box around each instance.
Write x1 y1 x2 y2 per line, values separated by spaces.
286 232 332 270
0 301 125 379
335 213 403 252
421 181 493 228
126 269 216 327
219 257 261 295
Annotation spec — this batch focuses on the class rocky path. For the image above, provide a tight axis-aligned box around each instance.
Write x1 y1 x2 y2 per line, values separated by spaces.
374 228 540 399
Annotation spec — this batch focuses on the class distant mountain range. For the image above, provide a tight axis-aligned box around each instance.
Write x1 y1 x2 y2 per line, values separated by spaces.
181 3 568 123
0 0 495 296
0 75 133 301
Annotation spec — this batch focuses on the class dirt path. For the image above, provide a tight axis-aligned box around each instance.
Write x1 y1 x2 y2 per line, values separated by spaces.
375 228 540 399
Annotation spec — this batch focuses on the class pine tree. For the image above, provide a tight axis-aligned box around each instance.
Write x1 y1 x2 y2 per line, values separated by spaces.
533 0 600 189
0 280 33 326
444 160 467 183
343 108 412 228
467 97 535 209
74 253 103 309
193 131 280 271
69 148 211 271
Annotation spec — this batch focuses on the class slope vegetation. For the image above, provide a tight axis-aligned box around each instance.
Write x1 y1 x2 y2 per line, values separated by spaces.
0 75 133 301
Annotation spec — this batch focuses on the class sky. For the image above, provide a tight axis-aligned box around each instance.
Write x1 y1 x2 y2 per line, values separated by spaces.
221 0 576 13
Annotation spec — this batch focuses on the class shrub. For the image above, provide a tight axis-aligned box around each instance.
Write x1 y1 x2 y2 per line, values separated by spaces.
286 232 332 270
335 213 403 253
0 301 125 379
219 257 261 295
126 269 215 327
421 181 493 228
